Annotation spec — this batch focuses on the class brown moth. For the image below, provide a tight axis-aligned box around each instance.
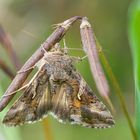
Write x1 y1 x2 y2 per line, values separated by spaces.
3 43 115 128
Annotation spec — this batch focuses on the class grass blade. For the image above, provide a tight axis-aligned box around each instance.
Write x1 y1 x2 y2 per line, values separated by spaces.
129 1 140 139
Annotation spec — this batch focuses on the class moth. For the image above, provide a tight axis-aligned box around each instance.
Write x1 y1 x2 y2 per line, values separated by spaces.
3 43 115 128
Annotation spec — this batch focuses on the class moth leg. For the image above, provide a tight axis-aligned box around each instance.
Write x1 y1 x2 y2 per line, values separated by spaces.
81 55 87 60
71 55 87 63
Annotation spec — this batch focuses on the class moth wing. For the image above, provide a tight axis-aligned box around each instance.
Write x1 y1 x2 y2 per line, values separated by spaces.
50 82 72 123
69 71 115 128
49 71 115 128
3 66 51 126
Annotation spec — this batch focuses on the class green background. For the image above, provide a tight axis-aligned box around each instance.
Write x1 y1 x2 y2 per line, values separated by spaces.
0 0 136 140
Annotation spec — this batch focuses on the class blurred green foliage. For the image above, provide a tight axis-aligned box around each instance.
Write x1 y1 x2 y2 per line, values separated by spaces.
129 0 140 139
0 0 135 140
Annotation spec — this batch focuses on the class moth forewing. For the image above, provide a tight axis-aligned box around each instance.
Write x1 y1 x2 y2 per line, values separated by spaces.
2 65 51 126
3 44 115 128
67 71 115 128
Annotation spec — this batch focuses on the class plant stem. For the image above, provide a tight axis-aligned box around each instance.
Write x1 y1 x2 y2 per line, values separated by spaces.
42 119 54 140
95 37 137 140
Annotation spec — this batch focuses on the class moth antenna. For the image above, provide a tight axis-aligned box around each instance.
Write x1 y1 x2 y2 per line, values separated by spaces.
75 55 87 61
81 55 87 60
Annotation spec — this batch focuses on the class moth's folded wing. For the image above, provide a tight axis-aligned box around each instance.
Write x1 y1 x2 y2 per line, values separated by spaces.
3 68 51 126
69 72 115 128
50 82 72 123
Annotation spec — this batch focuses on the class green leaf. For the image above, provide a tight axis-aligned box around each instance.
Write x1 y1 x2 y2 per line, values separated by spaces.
128 1 140 139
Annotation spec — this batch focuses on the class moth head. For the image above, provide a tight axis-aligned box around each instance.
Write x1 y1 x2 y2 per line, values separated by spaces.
50 43 64 53
42 43 65 58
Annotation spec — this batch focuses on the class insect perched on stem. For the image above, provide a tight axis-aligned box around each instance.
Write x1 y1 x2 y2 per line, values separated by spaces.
3 43 114 128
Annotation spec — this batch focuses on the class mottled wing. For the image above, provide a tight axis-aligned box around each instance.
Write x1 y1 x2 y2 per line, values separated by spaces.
49 70 115 128
3 66 51 126
50 82 73 122
69 71 115 128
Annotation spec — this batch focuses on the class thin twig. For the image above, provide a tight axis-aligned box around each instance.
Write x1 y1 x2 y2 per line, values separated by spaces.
95 37 137 140
0 25 21 70
0 59 15 79
80 17 114 111
42 119 53 140
0 16 82 111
